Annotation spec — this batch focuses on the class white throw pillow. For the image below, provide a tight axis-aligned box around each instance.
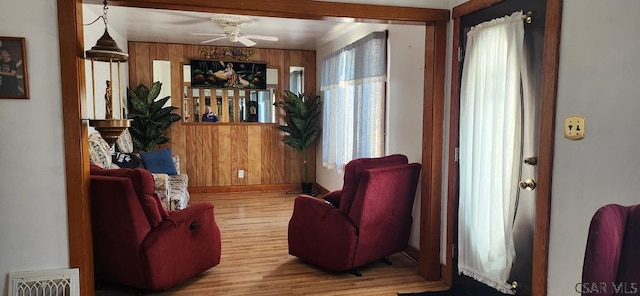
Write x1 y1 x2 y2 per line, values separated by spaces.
88 133 112 168
115 128 134 153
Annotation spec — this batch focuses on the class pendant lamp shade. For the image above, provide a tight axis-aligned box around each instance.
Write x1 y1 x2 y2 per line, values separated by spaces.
86 29 129 62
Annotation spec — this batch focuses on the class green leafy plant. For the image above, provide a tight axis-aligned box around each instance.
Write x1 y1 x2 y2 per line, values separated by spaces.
275 91 322 188
127 82 181 152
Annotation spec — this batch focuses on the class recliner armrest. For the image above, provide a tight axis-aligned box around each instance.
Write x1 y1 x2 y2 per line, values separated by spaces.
322 190 342 207
165 203 213 227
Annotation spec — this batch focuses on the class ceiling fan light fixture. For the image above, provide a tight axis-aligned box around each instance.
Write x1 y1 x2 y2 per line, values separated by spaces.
212 15 254 27
196 15 279 47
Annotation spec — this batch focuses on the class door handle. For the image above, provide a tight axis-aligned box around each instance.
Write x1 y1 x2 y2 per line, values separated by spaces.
519 179 536 190
510 281 520 293
524 156 537 165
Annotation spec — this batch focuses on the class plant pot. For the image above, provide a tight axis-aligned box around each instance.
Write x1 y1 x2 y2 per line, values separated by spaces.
301 182 314 194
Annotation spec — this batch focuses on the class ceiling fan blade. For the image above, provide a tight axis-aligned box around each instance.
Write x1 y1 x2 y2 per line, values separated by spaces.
244 35 279 42
201 36 227 44
238 37 257 47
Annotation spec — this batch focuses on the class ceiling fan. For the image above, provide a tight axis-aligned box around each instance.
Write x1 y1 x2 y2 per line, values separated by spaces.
191 16 279 47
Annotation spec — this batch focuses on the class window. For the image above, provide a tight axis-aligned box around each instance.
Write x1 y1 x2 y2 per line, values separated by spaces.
320 31 387 171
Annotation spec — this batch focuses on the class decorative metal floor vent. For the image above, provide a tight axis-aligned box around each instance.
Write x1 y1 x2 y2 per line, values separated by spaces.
9 268 79 296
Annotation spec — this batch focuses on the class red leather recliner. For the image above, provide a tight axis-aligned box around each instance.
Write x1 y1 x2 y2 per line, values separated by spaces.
582 204 640 296
89 165 221 291
288 154 421 274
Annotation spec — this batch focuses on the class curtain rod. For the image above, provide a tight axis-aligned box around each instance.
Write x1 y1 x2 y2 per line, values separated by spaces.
522 11 533 24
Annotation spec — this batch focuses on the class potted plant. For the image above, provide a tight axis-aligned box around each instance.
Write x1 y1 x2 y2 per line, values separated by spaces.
127 81 182 152
275 90 322 194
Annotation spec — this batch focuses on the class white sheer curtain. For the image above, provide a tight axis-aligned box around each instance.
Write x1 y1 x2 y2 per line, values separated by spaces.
321 31 387 171
458 11 528 294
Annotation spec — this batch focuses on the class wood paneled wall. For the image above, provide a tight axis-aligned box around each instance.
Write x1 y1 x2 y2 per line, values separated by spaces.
128 42 316 189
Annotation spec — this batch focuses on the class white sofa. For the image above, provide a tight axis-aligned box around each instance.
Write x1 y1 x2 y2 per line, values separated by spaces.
88 130 190 210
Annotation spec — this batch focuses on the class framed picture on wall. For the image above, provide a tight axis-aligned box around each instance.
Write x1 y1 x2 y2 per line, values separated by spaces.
190 59 267 89
0 37 29 99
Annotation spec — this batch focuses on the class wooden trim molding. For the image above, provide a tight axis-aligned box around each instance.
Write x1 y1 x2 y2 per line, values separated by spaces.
443 16 462 288
419 20 448 281
189 184 303 194
532 1 562 295
445 0 563 295
452 0 505 18
83 0 450 23
314 183 331 195
404 245 420 263
57 0 93 294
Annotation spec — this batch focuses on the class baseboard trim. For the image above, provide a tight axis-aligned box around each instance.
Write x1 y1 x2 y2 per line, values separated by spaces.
189 184 301 193
315 183 331 195
403 245 420 263
402 247 448 284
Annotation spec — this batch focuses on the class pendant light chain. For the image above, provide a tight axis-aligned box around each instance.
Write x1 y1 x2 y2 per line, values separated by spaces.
102 0 109 28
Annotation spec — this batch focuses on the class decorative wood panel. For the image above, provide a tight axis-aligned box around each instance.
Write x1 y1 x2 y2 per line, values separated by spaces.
236 125 249 186
134 43 151 86
169 44 186 172
202 125 214 185
247 125 263 185
217 125 232 186
230 125 239 185
128 42 316 189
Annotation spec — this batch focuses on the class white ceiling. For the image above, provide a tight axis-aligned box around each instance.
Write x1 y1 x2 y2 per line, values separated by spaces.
84 1 448 51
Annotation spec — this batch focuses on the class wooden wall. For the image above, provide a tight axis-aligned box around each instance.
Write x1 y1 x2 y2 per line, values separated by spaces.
128 42 316 189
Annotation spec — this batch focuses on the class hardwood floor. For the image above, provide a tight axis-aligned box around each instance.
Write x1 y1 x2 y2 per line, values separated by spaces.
96 191 448 295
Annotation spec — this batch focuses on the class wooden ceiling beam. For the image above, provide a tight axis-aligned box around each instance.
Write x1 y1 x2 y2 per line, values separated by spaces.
82 0 450 23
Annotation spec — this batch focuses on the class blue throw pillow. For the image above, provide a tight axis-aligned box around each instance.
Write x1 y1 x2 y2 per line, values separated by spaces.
140 148 178 175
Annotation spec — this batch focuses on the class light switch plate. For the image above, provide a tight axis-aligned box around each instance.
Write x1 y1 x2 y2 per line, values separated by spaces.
564 115 585 140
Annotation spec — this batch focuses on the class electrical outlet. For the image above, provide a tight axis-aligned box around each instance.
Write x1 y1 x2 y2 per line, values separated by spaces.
564 115 585 140
238 170 245 178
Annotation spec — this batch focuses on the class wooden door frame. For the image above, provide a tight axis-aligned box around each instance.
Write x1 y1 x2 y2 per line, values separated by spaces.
444 1 562 295
58 0 450 293
57 0 94 295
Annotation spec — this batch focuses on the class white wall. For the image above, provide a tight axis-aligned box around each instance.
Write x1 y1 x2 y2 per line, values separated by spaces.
315 23 426 249
386 25 427 248
548 0 640 294
0 0 68 294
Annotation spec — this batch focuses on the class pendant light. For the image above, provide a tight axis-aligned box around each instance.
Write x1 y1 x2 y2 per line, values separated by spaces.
86 0 130 146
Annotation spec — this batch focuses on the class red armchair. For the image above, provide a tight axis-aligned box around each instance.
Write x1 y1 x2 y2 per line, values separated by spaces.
581 204 640 295
288 154 421 274
89 165 221 291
